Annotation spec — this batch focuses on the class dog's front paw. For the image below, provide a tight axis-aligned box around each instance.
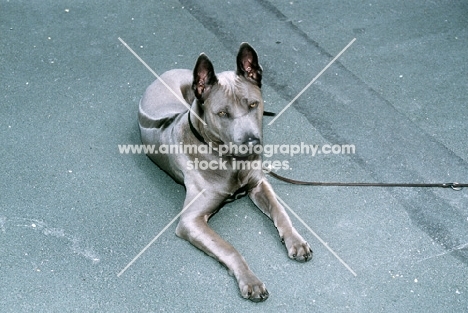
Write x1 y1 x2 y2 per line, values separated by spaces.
238 272 269 302
282 230 313 262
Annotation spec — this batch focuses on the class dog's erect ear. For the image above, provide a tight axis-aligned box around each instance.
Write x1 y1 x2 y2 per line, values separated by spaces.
193 53 218 101
236 43 262 88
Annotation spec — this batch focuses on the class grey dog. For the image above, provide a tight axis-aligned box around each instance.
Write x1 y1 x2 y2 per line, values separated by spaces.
138 43 312 301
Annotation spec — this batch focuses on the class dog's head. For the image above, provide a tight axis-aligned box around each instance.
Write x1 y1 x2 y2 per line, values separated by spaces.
191 43 264 158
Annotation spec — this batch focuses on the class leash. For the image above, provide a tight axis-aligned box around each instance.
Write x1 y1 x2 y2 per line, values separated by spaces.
262 112 466 191
267 170 467 190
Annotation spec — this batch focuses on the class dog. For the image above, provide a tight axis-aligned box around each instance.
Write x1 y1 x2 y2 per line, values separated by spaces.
138 43 312 302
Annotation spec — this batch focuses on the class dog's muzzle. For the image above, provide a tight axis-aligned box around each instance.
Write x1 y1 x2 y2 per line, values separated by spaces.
229 137 262 157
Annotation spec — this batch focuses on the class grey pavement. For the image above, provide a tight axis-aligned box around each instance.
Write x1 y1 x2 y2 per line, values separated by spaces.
1 0 467 312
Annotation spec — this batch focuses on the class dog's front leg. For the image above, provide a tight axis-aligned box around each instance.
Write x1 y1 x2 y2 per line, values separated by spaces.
249 179 313 262
175 189 269 302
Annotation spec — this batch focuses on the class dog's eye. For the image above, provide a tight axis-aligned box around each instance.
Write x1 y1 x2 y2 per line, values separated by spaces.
249 102 258 109
218 111 228 117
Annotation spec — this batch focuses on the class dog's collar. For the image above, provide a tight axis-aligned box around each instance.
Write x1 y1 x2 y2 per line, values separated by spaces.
188 110 207 145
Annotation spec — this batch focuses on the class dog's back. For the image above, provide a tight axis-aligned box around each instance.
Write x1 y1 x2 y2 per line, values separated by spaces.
139 69 194 127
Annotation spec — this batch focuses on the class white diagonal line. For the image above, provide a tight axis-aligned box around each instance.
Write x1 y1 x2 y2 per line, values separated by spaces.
118 37 206 126
117 189 206 277
268 38 356 126
275 193 357 277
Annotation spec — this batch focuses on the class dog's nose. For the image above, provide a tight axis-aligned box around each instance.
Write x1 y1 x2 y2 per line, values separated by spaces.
232 136 262 157
243 137 261 147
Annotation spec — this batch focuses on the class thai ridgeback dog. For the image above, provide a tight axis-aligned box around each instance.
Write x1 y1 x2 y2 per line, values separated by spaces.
138 43 312 301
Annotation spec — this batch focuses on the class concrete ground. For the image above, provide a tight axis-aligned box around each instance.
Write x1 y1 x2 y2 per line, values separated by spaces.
1 0 467 312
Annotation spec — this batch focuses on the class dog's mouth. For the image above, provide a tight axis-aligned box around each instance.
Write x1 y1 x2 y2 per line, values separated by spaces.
228 142 263 158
